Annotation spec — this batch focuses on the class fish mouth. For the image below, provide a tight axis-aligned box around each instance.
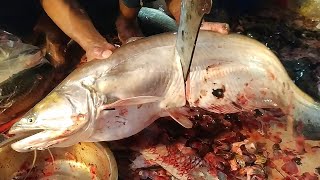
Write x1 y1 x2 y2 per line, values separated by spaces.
10 130 67 152
0 130 43 149
7 124 66 152
8 124 44 135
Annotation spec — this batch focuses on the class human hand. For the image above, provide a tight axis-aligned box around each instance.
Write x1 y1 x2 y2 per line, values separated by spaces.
200 21 230 35
83 41 116 62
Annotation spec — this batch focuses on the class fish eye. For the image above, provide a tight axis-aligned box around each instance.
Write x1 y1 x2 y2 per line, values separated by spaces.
27 117 35 123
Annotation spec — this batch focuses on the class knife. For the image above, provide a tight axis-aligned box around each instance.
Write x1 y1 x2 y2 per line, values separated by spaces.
176 0 212 80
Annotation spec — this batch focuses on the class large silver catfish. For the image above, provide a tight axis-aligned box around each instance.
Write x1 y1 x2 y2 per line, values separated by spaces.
9 31 320 152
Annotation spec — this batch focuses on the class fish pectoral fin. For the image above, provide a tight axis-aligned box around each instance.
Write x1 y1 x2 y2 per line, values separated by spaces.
167 109 193 128
101 96 163 109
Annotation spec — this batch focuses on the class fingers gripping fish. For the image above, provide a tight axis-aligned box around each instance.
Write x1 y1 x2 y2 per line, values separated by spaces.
8 31 320 152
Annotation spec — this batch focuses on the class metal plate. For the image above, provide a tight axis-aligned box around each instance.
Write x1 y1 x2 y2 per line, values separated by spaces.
0 142 118 180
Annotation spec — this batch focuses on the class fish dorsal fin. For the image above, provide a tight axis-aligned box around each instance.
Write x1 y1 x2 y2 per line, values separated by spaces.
167 109 193 128
101 96 163 109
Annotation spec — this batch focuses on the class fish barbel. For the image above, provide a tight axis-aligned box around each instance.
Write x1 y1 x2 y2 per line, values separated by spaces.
8 31 320 152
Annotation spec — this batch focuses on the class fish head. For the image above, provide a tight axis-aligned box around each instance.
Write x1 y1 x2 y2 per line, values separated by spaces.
8 90 89 152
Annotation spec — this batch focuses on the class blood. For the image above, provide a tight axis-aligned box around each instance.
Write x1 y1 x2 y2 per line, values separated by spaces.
295 136 306 154
249 131 263 141
194 99 200 106
237 94 248 106
44 157 54 163
90 164 97 179
268 133 282 144
276 122 285 129
281 161 299 175
43 168 53 177
261 115 276 123
0 115 22 133
204 152 228 171
297 172 319 180
267 160 277 169
18 161 30 172
119 108 128 116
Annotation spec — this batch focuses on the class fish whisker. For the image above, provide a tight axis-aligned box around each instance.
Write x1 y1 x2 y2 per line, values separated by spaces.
23 150 37 180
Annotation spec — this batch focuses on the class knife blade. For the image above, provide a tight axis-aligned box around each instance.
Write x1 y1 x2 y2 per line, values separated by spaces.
176 0 212 80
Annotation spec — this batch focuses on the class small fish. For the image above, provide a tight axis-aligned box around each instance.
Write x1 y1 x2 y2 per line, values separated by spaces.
0 30 54 125
8 31 320 152
0 30 45 82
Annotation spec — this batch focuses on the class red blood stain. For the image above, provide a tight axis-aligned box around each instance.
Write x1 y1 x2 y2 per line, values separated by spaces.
276 122 285 129
176 143 196 156
281 161 299 175
208 105 223 112
204 153 226 174
281 156 292 163
0 116 20 133
261 115 276 123
90 164 97 180
267 160 277 169
119 108 128 116
43 168 54 177
295 121 304 135
44 156 54 163
268 133 282 144
237 94 248 106
19 161 31 171
194 99 200 106
146 145 210 179
295 136 306 154
90 165 96 175
249 131 264 141
297 172 319 180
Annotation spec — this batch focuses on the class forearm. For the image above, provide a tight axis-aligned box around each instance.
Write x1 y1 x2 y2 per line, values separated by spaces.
40 0 106 50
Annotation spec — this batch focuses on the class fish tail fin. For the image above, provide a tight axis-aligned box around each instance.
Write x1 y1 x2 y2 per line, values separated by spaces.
291 85 320 140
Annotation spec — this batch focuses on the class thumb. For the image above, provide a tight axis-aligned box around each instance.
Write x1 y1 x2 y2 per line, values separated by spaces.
101 49 113 59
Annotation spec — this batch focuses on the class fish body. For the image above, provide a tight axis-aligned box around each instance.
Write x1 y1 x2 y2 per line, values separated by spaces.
8 31 320 152
9 33 187 151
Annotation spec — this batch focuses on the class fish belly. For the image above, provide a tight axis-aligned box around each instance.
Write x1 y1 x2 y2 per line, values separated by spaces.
188 64 286 114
